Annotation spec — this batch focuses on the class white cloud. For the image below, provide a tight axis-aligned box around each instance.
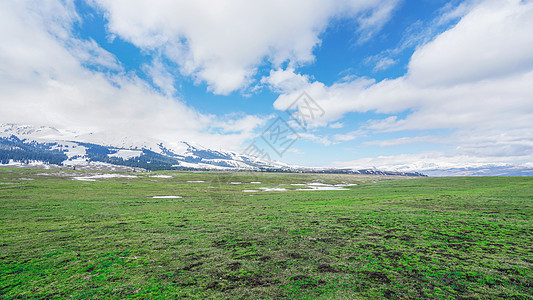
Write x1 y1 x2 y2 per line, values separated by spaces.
332 150 533 172
363 54 397 72
373 57 397 72
286 148 305 155
362 135 445 147
212 114 272 134
361 0 480 77
436 0 481 26
92 0 399 95
0 0 266 151
297 133 332 146
333 129 367 142
261 68 312 93
355 0 399 43
143 58 177 96
329 122 344 129
68 38 123 71
270 0 533 166
408 0 533 87
270 70 376 126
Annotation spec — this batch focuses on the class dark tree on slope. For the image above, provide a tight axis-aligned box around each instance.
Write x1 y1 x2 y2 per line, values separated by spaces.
0 137 68 165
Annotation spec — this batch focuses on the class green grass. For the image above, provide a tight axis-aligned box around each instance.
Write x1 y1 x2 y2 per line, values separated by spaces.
0 169 532 299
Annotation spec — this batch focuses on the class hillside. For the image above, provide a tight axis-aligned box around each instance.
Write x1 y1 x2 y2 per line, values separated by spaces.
0 124 425 176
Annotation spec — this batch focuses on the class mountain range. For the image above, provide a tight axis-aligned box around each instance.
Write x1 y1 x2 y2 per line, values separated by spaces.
2 123 531 176
0 124 425 176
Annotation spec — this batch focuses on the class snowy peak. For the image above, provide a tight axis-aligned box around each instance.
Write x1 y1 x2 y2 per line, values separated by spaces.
0 123 288 171
1 123 427 175
0 123 73 140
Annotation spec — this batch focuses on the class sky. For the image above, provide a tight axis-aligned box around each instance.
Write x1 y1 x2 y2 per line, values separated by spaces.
1 0 532 171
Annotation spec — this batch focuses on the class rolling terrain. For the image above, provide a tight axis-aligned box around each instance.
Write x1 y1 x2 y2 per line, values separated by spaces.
0 169 531 299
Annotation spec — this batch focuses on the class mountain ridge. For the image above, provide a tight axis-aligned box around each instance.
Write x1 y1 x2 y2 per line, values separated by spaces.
0 123 426 176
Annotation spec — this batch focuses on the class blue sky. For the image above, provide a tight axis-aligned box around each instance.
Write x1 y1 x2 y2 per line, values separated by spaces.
1 0 533 171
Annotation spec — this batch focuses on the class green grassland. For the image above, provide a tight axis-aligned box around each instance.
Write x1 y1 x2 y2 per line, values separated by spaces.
0 169 532 299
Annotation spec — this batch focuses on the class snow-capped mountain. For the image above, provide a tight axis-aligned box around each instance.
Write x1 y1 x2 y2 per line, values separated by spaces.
0 123 428 176
0 123 290 171
421 165 533 176
4 124 530 176
342 159 533 177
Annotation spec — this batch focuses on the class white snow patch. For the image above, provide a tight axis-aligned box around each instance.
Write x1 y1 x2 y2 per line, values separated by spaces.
292 182 356 191
250 181 261 184
306 182 330 186
63 158 89 166
187 180 205 183
295 186 350 191
151 196 182 199
230 182 242 184
242 189 259 193
36 172 75 177
109 150 142 160
259 187 287 192
54 142 86 158
174 161 234 170
253 182 357 192
1 160 55 169
150 175 172 178
72 174 137 181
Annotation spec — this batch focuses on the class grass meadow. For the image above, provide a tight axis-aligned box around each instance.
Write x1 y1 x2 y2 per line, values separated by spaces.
0 169 532 299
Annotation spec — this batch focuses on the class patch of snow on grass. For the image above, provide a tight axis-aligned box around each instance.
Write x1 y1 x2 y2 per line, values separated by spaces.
259 187 287 192
73 174 137 181
306 182 331 186
295 186 350 191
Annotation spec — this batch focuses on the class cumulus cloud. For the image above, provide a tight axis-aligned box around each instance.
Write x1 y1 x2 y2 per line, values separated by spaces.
408 0 533 87
270 69 376 126
261 68 312 93
268 0 533 166
92 0 399 95
361 0 481 78
0 0 267 151
143 58 177 97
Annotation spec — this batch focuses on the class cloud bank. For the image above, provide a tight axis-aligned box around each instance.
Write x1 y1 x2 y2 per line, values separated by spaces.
268 0 533 169
92 0 399 95
0 0 269 151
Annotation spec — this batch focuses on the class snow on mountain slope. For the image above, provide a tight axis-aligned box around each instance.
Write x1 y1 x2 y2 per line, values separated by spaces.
109 150 143 160
0 123 287 171
0 124 77 140
0 124 189 156
3 124 529 176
